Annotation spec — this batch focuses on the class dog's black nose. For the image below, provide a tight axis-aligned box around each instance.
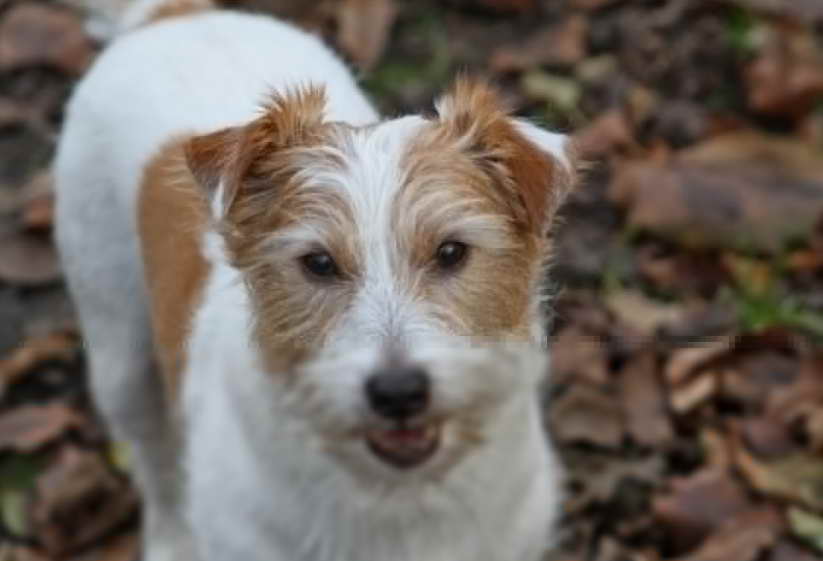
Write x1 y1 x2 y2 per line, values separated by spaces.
365 367 430 420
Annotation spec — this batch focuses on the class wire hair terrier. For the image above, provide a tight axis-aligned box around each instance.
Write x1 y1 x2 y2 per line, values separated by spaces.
55 1 577 559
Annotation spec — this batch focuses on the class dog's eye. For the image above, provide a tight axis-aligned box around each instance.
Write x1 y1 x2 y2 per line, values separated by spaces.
301 251 339 279
436 241 468 270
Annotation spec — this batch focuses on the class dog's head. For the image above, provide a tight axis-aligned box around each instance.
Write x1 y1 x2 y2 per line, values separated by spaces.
186 78 575 479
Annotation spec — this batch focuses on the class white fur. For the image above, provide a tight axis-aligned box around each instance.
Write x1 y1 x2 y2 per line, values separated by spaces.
55 4 565 561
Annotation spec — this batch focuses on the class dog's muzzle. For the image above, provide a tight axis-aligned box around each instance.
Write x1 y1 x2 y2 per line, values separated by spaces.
364 366 441 468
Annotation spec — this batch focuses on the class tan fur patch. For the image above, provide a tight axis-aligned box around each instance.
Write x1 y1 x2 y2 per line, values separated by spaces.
184 86 356 372
392 77 574 339
138 138 211 402
146 0 214 24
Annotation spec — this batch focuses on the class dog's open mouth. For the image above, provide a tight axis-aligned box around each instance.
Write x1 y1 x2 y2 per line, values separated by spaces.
366 423 441 469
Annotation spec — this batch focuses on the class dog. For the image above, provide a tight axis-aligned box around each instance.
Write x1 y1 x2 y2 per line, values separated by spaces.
55 1 576 560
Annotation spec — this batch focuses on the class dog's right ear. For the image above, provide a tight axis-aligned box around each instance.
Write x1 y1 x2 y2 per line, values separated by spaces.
184 126 244 215
184 84 328 218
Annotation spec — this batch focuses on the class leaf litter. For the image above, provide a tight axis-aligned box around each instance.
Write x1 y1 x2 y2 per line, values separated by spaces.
1 0 822 560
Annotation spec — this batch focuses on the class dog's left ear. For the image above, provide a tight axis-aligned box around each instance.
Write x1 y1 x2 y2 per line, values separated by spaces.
436 77 576 235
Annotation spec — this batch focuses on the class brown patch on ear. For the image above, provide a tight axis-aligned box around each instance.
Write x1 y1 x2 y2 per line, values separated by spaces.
138 138 211 405
183 85 328 212
436 76 561 234
184 126 241 202
146 0 214 25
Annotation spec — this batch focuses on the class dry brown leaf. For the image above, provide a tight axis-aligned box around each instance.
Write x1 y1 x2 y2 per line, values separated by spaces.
336 0 396 71
31 447 138 556
670 372 717 413
618 351 674 448
609 132 823 253
549 384 624 448
572 109 637 160
0 332 76 397
0 403 85 454
746 25 823 119
565 453 665 513
653 467 754 554
550 326 610 386
0 4 94 76
740 416 796 459
721 351 798 411
700 428 732 470
606 290 686 338
0 232 61 286
671 507 784 561
636 246 729 297
664 337 733 386
17 172 55 233
734 431 823 511
489 15 588 73
766 356 823 429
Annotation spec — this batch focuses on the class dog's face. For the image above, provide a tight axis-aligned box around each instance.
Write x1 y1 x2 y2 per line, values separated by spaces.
186 79 574 480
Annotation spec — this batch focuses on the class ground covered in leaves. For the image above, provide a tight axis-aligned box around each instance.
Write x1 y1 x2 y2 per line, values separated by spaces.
1 0 823 559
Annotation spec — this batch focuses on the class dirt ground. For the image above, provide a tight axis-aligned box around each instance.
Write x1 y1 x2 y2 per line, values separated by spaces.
1 0 823 560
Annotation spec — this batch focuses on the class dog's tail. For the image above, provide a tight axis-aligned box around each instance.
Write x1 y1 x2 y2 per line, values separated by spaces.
77 0 216 41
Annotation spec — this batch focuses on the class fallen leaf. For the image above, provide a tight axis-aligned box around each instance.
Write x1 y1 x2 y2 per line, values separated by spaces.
670 372 717 414
550 326 610 386
636 244 729 296
734 434 823 511
489 15 588 72
700 428 732 470
766 356 823 431
0 404 85 454
746 24 823 119
609 132 823 253
336 0 396 71
0 4 94 76
564 451 664 513
618 351 674 448
573 109 637 160
653 467 754 554
31 447 138 556
606 290 686 337
721 350 799 411
0 232 61 286
671 507 785 561
549 384 624 448
0 332 76 398
664 335 734 386
740 416 797 459
17 171 54 233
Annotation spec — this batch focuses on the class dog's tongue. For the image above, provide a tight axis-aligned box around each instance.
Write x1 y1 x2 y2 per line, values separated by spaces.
371 426 433 450
367 424 440 468
383 427 428 444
